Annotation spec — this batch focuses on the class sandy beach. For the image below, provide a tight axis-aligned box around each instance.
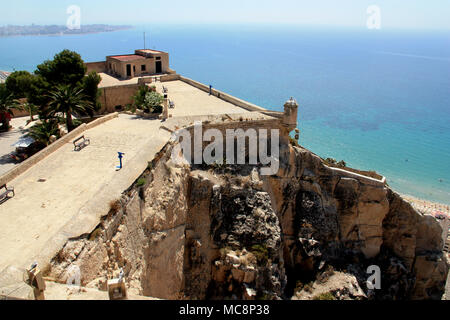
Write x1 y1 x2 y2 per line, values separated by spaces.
402 193 450 281
401 194 450 219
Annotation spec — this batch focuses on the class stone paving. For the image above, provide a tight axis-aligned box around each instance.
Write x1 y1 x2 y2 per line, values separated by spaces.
0 117 32 176
0 115 171 272
0 81 253 276
154 80 252 117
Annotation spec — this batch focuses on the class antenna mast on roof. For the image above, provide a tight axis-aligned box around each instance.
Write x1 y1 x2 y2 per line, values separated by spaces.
144 31 146 49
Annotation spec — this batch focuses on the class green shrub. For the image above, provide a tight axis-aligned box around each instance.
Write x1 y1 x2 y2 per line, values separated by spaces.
250 244 269 264
312 292 336 300
257 293 273 300
336 160 347 168
323 157 337 166
143 91 164 114
125 103 136 113
136 178 147 187
150 104 163 114
133 85 150 108
72 118 83 128
26 120 60 146
219 246 232 258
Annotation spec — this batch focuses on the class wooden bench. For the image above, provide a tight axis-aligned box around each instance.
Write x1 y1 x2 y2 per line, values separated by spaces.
0 184 14 202
169 100 175 109
73 135 90 152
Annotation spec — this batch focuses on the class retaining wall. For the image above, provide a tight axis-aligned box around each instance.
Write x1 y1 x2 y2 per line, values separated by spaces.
11 108 29 119
99 84 140 113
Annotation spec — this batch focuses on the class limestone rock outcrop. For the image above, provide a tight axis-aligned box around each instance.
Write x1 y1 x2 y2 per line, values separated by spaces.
47 131 449 300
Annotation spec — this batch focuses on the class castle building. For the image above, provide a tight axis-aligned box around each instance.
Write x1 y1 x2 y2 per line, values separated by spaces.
87 49 170 79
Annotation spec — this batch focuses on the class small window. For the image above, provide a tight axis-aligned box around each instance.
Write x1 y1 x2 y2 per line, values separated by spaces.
133 65 136 72
141 64 146 71
156 57 161 61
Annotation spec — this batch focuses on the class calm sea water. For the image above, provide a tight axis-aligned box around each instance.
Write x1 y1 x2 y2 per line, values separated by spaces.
1 24 449 204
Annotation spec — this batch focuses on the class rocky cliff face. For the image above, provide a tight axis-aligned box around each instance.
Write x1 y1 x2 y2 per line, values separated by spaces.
48 136 449 300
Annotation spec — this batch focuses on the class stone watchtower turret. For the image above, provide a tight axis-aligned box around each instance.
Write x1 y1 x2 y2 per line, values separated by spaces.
282 97 299 133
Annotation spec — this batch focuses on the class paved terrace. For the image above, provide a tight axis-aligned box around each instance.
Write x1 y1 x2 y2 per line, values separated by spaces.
0 80 255 277
153 80 253 117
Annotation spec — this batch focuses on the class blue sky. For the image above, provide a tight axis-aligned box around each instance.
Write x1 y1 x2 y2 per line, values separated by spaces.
1 0 450 30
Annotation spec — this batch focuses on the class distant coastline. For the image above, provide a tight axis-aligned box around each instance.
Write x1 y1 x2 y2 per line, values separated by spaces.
0 24 133 37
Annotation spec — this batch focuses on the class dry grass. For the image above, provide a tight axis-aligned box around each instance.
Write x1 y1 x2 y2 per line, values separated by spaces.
240 251 257 266
241 176 253 189
89 227 102 241
109 199 121 214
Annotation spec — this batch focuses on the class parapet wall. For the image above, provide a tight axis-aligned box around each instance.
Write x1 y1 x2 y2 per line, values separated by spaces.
95 72 281 117
179 76 271 114
86 61 107 74
327 166 387 188
0 113 119 186
160 74 181 82
168 115 284 166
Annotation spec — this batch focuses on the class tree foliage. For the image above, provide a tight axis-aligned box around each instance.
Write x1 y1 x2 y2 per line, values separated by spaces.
32 50 88 108
81 71 102 115
35 49 87 87
45 85 94 132
20 102 38 122
26 120 60 146
5 71 35 99
133 85 151 108
0 84 18 130
2 50 103 134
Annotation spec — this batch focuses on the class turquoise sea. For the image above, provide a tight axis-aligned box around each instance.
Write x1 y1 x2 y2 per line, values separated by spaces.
0 24 449 204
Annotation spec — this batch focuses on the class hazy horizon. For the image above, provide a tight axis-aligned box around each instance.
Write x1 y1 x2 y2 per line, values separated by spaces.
1 1 450 31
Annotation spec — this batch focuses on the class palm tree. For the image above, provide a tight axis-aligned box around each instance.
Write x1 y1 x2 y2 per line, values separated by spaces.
46 85 94 132
20 102 38 123
0 84 18 131
26 120 60 146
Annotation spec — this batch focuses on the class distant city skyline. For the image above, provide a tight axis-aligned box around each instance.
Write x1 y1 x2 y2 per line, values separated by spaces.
1 0 450 30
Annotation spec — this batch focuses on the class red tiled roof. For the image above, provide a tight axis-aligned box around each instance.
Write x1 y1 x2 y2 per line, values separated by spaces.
109 55 146 62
